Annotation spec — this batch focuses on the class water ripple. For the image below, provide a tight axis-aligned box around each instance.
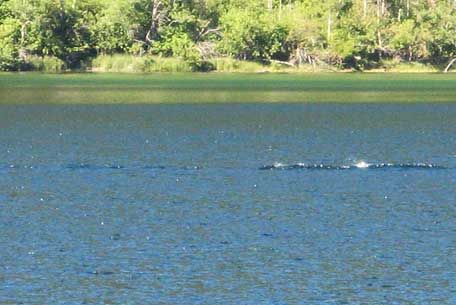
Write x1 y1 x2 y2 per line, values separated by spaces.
1 162 447 172
66 163 124 170
259 162 447 171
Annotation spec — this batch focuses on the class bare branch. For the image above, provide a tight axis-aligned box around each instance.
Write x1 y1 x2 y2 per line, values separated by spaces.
444 58 456 73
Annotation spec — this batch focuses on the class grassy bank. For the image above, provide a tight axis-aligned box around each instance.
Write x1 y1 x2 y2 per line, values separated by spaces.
90 55 334 73
8 54 453 74
1 73 456 104
91 55 448 74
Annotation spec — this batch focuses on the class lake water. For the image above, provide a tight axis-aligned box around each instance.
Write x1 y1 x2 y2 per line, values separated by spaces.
1 87 456 303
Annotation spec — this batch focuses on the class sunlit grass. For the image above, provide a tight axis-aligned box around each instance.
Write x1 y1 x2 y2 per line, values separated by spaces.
91 54 193 73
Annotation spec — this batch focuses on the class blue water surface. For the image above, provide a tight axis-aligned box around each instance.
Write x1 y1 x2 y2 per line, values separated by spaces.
1 104 455 305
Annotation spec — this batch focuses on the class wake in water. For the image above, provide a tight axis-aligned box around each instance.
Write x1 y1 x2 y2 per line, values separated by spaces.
2 163 201 171
66 164 201 171
66 163 124 170
1 162 447 172
260 161 446 171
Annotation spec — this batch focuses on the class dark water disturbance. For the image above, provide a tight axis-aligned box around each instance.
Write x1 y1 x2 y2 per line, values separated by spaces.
1 103 456 304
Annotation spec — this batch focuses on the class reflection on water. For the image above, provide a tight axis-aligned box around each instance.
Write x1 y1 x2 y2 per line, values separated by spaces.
2 87 456 104
2 73 456 104
1 104 456 304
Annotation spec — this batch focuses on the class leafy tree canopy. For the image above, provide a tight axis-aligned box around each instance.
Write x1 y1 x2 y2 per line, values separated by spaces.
1 0 455 70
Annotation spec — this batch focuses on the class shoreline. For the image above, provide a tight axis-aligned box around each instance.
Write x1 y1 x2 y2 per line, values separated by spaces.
4 67 452 75
1 69 455 76
3 55 454 74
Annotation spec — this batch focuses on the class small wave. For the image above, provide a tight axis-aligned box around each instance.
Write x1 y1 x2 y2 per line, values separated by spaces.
183 165 203 170
66 163 124 170
143 165 202 170
66 164 201 171
1 164 37 170
260 162 446 171
66 163 93 170
365 163 444 169
142 165 167 170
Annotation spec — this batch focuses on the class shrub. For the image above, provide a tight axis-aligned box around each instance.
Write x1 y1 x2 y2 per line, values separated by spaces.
28 56 66 72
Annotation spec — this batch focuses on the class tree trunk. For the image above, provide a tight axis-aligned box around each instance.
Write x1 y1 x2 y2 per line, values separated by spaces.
327 11 332 42
278 0 282 19
19 22 27 60
145 0 163 44
376 0 381 18
377 30 383 60
444 58 456 73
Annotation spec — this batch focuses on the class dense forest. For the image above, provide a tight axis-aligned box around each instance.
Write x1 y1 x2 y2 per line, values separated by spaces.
1 0 456 72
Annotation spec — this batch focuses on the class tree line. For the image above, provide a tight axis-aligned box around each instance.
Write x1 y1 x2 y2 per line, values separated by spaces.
1 0 455 71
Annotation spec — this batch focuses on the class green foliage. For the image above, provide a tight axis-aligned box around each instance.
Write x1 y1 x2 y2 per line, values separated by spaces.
0 17 20 70
28 55 66 72
1 0 456 72
217 5 288 61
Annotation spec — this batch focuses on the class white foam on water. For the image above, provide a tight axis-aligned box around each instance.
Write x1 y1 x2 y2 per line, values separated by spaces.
273 162 285 168
261 161 445 171
355 161 370 169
